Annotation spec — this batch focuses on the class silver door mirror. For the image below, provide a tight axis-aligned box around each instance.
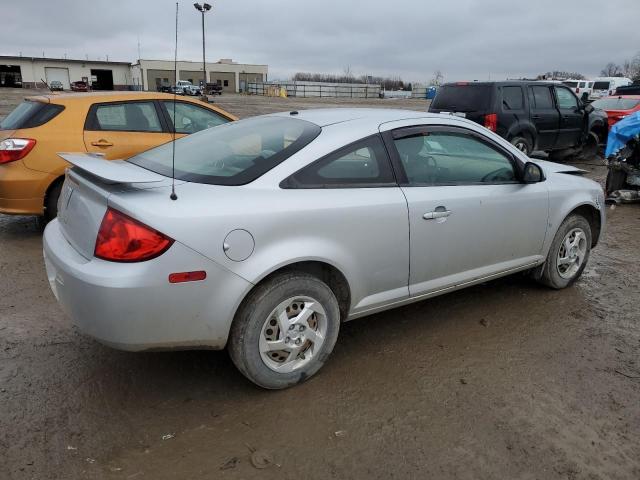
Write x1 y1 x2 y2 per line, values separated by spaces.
523 162 544 183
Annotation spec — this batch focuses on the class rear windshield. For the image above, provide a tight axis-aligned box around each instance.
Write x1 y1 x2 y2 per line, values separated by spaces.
0 101 64 130
592 97 640 110
430 85 493 112
563 81 578 88
129 116 321 185
593 81 611 90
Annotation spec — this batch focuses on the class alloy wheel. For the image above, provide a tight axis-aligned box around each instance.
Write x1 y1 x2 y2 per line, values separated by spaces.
556 228 588 279
259 296 327 373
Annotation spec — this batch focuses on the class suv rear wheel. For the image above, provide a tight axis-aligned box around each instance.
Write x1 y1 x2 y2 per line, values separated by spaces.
510 135 532 156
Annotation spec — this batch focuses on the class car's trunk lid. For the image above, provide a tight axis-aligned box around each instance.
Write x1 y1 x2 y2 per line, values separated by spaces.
56 153 175 259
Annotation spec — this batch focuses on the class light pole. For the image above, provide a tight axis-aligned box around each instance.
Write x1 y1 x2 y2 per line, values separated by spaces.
194 3 212 99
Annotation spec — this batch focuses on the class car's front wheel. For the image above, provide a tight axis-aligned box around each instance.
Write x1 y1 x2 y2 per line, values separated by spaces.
228 272 340 389
539 214 592 289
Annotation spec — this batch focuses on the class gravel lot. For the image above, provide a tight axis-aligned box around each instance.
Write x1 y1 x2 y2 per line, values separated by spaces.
1 89 639 480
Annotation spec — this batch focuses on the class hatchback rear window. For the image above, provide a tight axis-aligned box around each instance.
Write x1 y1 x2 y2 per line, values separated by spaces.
0 101 64 130
430 85 493 112
563 81 578 88
129 116 321 185
592 97 640 110
593 81 611 90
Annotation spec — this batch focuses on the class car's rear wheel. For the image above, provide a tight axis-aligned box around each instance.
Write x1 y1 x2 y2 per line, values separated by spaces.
510 136 532 156
44 180 63 223
539 214 592 289
228 272 340 389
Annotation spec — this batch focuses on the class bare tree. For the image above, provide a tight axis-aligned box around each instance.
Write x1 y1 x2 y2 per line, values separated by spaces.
600 62 623 77
430 70 444 86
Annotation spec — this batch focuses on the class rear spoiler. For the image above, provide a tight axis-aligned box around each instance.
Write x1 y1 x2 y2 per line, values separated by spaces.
58 153 166 184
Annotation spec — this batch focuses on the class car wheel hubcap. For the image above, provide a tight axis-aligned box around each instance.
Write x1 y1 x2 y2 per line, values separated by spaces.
259 296 327 373
515 141 528 153
556 228 588 279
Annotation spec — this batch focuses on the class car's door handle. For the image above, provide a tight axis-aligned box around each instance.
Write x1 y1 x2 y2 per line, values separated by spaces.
423 210 452 220
532 115 541 119
91 140 113 147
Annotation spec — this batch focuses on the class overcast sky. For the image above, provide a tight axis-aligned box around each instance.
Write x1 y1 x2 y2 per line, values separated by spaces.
3 0 639 82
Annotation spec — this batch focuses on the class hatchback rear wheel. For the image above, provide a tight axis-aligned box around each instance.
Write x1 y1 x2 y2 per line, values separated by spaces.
510 136 532 156
228 272 340 389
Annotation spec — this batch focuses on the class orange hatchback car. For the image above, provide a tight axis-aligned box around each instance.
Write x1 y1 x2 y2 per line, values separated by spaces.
0 92 236 220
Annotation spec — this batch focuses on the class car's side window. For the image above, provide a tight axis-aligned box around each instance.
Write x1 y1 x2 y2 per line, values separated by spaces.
161 101 229 134
91 102 163 132
529 86 554 109
502 86 524 110
555 87 578 110
393 130 517 186
282 135 395 188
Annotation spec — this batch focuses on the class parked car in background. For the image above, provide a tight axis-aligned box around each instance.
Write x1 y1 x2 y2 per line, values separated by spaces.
0 92 236 220
429 81 607 157
49 80 64 91
204 82 223 96
591 95 640 128
157 85 177 94
70 81 89 92
43 109 604 389
590 77 632 100
175 80 201 96
615 84 640 95
563 79 593 102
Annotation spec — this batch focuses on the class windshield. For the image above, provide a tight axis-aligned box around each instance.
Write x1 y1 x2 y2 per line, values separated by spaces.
593 81 611 90
592 97 640 110
430 85 493 112
129 116 321 185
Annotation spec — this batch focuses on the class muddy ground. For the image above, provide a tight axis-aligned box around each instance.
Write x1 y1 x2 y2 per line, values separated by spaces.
0 89 639 480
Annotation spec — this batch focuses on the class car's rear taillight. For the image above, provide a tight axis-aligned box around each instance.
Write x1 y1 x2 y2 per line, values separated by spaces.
576 87 580 93
94 207 174 262
484 113 498 132
0 138 36 164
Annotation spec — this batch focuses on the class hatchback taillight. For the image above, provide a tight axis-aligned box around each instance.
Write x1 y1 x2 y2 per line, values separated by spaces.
484 113 498 132
94 208 174 262
0 138 36 164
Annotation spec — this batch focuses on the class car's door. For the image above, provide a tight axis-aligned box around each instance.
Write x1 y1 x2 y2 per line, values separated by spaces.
553 86 584 149
281 134 410 313
528 85 559 150
83 100 174 159
384 124 549 297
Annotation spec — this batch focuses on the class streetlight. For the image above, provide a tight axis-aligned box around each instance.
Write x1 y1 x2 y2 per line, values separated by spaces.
194 3 212 99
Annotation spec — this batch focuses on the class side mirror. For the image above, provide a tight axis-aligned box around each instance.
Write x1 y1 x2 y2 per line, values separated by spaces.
523 162 545 183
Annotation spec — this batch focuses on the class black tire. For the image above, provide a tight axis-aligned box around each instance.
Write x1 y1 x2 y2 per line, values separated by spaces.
44 180 63 223
228 272 340 389
538 214 592 289
510 136 532 156
605 168 626 195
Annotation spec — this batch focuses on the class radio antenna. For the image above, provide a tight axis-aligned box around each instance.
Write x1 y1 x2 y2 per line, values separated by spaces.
170 2 179 201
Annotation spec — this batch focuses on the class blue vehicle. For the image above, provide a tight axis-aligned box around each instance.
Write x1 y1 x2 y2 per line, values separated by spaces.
605 111 640 203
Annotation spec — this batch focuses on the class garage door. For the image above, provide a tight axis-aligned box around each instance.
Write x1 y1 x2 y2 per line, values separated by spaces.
45 67 70 90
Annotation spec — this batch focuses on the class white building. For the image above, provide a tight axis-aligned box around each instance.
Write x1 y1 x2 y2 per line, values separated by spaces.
132 58 268 93
0 55 133 90
0 55 268 93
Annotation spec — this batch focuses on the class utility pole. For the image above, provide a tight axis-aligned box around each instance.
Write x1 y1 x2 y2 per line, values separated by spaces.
194 3 212 100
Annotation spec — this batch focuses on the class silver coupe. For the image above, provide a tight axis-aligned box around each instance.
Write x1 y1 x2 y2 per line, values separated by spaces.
43 109 605 389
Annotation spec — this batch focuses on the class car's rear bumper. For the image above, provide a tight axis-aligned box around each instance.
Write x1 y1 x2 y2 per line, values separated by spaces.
43 219 252 351
0 161 55 215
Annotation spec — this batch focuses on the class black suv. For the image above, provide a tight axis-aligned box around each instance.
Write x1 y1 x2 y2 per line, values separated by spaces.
429 81 607 157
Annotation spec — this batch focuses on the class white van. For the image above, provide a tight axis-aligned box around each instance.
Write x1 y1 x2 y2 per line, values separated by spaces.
563 79 594 102
590 77 632 100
